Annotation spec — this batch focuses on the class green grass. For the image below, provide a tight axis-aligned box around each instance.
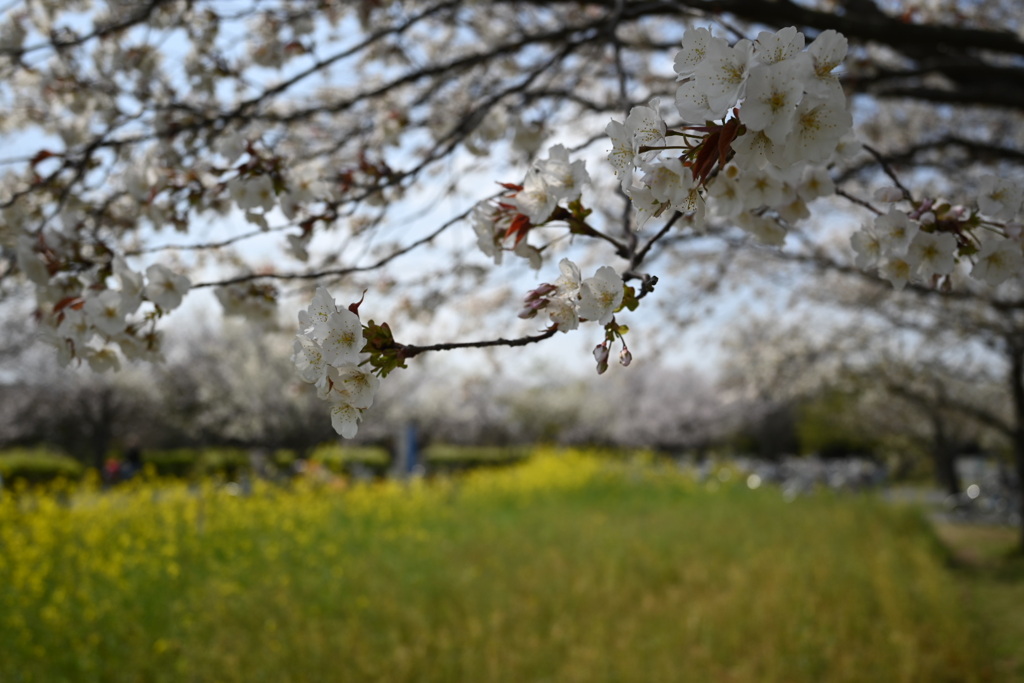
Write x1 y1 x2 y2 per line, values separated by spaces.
934 523 1024 681
0 454 998 682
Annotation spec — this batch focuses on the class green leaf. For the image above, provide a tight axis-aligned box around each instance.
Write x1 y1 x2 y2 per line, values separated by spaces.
361 320 408 378
620 285 640 312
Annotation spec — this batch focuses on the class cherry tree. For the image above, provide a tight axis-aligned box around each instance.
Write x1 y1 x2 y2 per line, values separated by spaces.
2 0 1024 440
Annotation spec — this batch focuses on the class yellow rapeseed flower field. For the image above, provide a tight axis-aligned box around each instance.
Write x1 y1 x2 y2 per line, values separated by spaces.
0 450 993 682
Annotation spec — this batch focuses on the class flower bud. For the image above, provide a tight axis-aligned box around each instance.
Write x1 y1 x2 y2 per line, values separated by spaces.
593 343 609 375
518 298 547 319
619 348 632 366
525 283 557 301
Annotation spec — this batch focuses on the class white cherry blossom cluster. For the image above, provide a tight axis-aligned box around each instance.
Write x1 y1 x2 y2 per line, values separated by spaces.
850 176 1024 290
473 144 590 268
470 202 543 270
292 287 380 438
519 259 624 332
16 230 190 371
608 26 855 241
215 283 279 328
221 145 336 237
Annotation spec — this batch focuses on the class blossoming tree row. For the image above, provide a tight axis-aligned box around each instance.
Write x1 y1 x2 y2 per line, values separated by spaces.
2 0 1023 437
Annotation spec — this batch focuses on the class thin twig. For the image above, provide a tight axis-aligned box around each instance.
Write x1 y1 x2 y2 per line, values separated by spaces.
400 326 559 359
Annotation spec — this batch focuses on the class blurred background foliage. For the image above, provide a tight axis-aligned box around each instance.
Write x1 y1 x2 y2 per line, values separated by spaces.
0 304 1016 491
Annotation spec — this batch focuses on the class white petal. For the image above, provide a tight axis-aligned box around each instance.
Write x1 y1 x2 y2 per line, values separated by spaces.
330 403 362 438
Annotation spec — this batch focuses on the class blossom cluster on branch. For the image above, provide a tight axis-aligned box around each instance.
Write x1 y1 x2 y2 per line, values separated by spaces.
610 27 856 240
851 177 1024 290
519 259 624 331
472 144 592 269
292 287 380 438
16 235 189 371
301 22 1024 437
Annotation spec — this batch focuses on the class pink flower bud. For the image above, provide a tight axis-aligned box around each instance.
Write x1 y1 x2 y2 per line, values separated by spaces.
619 348 632 366
593 343 610 374
525 283 557 301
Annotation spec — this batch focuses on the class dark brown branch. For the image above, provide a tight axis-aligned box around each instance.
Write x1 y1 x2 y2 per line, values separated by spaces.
399 326 559 359
835 189 881 215
125 226 286 256
6 0 174 57
234 1 461 117
192 201 476 289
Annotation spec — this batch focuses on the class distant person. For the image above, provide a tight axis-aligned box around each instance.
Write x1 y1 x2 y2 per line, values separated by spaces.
120 440 143 480
103 456 122 486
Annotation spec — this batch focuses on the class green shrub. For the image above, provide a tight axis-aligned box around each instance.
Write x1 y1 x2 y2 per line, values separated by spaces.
271 449 297 469
139 448 255 479
422 445 528 473
0 447 84 486
310 443 391 476
197 447 250 478
142 449 201 478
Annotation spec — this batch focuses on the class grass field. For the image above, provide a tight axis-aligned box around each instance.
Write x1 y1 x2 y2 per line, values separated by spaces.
933 522 1024 681
0 451 1014 682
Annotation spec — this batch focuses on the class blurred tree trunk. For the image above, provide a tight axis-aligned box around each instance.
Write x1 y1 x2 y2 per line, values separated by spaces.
929 413 961 496
82 387 118 473
1009 342 1024 552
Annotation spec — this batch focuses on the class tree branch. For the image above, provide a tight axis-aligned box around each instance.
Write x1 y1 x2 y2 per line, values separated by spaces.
399 325 560 359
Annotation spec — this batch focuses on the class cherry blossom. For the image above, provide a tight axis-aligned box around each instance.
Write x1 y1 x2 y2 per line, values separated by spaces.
579 266 625 325
851 230 883 269
972 239 1024 287
144 265 191 311
293 287 379 439
873 209 915 252
674 27 715 78
880 257 913 291
978 175 1023 221
321 311 365 367
329 402 363 440
83 291 128 338
754 27 805 66
518 259 625 334
215 284 279 328
698 39 755 116
906 231 957 279
229 175 277 213
616 26 854 245
805 30 848 100
741 61 808 145
782 97 852 165
606 104 666 189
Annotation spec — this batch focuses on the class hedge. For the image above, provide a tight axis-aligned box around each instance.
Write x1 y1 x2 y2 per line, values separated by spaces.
0 448 85 486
